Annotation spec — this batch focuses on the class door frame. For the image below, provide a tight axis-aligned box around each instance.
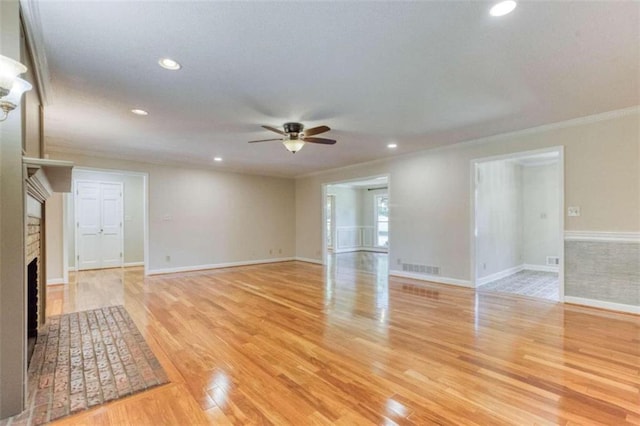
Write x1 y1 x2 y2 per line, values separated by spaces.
321 173 391 267
63 167 149 279
326 194 336 250
469 146 565 301
74 179 124 271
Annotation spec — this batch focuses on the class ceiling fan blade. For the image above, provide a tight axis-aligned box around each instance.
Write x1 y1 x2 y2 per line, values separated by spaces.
248 138 282 143
302 137 336 145
262 125 286 135
303 125 330 137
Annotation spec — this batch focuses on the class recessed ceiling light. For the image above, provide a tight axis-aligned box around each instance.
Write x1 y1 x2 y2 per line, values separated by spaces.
387 143 398 149
131 109 148 116
213 157 223 162
158 58 181 70
490 0 517 17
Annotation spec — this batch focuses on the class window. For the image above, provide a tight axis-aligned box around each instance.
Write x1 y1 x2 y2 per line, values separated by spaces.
375 194 389 247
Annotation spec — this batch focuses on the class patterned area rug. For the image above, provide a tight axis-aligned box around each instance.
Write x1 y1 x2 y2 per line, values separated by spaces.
479 270 559 301
0 306 168 425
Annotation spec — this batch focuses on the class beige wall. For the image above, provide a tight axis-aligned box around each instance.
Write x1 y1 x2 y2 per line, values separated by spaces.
45 193 64 282
295 110 640 282
45 152 296 275
0 0 27 417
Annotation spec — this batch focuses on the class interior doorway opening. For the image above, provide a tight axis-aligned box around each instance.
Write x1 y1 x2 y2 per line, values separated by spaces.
472 148 564 301
64 167 148 276
322 175 389 275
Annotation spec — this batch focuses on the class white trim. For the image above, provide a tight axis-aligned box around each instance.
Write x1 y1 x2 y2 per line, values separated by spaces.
296 106 638 179
46 278 66 286
523 263 559 273
333 248 388 254
294 257 323 265
564 297 639 315
389 270 472 288
564 231 640 243
476 265 524 286
123 262 144 267
147 257 295 275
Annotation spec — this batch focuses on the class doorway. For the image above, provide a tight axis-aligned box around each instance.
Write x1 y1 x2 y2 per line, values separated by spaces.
472 148 564 301
322 176 389 275
66 168 148 275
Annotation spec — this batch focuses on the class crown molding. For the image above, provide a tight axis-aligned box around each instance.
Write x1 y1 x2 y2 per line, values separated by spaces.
20 0 52 105
295 105 640 179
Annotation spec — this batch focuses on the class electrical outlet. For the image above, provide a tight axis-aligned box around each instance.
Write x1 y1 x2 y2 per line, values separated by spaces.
269 249 273 255
278 248 282 254
568 206 581 217
540 212 547 219
397 258 402 265
165 255 170 262
483 263 487 270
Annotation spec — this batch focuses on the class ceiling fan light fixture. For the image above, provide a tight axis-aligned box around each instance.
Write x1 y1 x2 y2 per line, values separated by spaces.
283 138 305 153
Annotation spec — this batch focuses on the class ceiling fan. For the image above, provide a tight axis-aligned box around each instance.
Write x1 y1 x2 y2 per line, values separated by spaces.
248 122 336 153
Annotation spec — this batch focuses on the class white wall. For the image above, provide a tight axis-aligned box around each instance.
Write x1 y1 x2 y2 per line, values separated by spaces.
45 153 296 274
522 163 560 266
476 160 523 279
326 187 362 228
295 109 640 286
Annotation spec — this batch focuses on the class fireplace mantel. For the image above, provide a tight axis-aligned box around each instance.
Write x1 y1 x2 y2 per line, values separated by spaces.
23 157 74 203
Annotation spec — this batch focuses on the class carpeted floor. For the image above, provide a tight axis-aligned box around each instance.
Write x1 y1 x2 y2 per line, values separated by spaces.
0 306 168 426
478 270 559 301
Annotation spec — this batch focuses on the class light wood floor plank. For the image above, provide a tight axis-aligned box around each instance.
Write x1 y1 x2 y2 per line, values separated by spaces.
46 259 639 425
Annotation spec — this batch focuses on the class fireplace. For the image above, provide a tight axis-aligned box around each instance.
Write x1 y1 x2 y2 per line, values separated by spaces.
26 215 42 364
27 259 38 359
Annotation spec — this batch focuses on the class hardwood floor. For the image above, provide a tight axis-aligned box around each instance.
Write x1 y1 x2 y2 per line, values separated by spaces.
47 260 639 425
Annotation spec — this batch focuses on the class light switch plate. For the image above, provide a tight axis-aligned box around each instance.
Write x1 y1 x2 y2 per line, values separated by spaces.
568 206 581 217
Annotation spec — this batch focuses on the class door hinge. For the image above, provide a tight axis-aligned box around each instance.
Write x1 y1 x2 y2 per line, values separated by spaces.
77 255 79 261
120 252 123 258
77 222 79 228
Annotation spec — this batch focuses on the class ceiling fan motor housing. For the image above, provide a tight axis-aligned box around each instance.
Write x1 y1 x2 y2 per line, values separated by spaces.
283 122 304 135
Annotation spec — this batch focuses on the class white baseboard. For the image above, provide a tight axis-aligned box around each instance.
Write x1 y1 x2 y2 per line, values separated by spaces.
47 278 66 286
477 265 524 286
147 257 295 275
294 257 323 265
389 270 472 288
477 263 560 286
333 247 388 254
564 296 639 315
123 261 144 267
523 263 559 273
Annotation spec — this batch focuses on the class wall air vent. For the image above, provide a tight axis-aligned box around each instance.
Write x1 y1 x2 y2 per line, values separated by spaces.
402 263 440 275
546 256 560 266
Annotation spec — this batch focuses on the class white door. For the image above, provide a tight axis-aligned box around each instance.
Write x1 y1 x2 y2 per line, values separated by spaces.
76 181 123 270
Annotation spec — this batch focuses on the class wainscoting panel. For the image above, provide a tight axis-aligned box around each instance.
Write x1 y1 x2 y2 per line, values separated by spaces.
565 234 639 308
335 226 383 253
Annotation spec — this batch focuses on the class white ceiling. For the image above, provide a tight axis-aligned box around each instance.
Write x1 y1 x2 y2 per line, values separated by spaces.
31 1 639 177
